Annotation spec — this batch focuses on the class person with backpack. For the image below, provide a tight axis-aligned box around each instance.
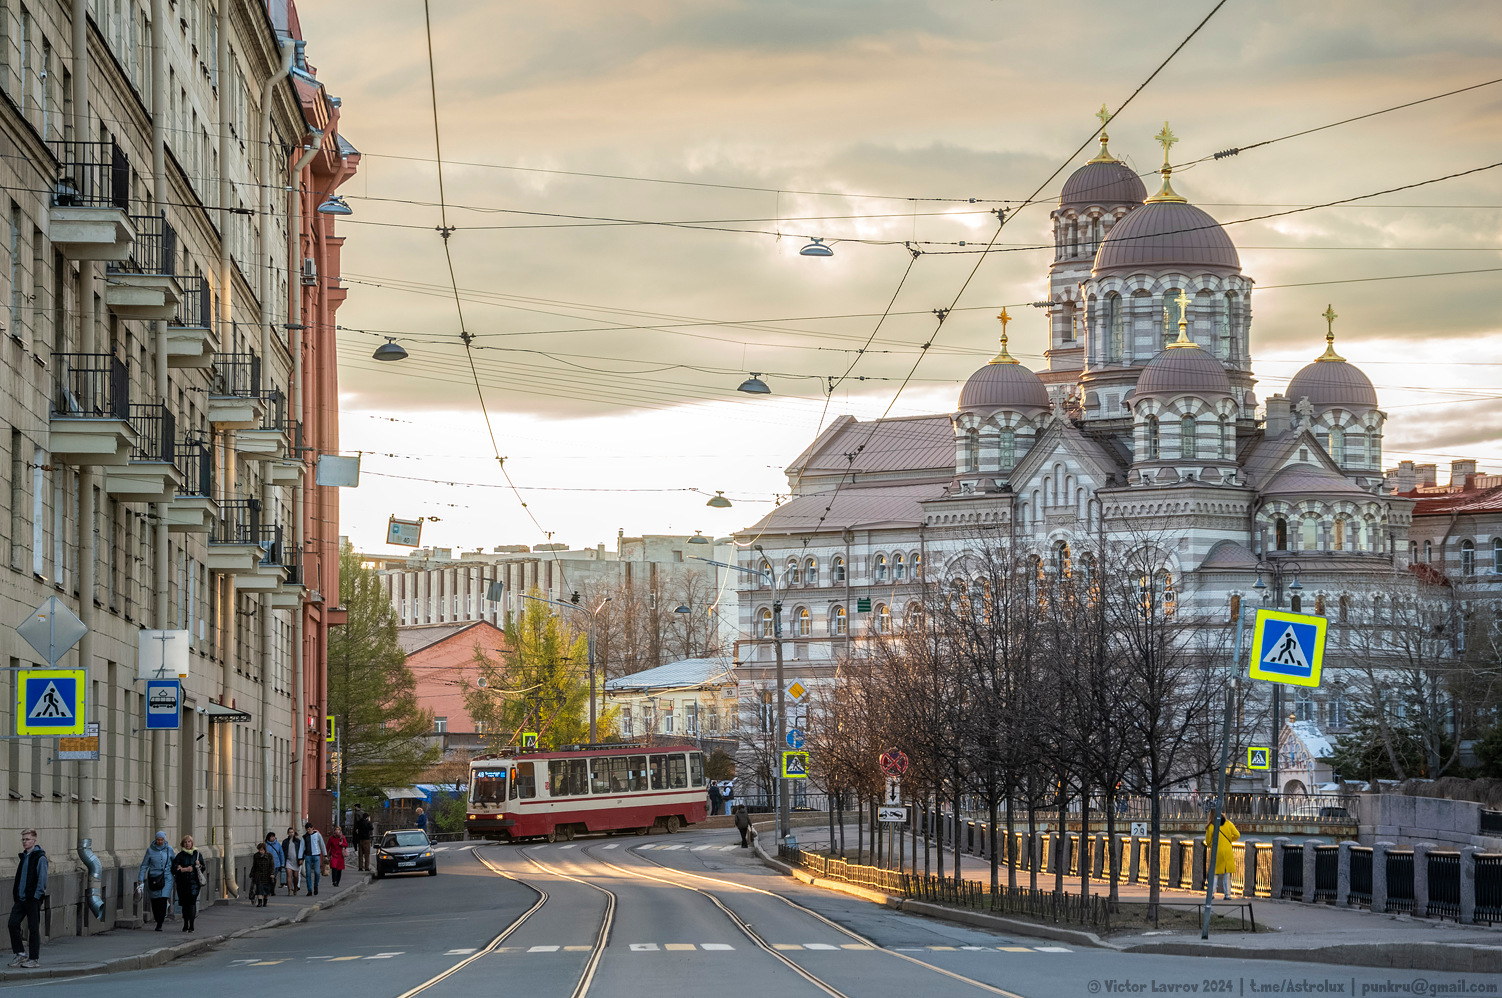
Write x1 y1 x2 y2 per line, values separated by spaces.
137 832 175 931
734 805 751 848
264 832 285 894
353 809 374 871
173 835 206 932
8 828 46 968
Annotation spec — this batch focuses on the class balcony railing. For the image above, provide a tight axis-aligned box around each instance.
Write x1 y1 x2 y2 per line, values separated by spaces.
128 403 176 463
175 439 214 497
282 545 302 586
49 140 130 210
52 352 129 420
260 389 288 431
211 497 262 545
257 524 285 567
172 275 213 329
212 351 261 396
108 212 177 276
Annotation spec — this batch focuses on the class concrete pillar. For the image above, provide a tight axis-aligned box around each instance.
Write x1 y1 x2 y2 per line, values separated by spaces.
979 823 989 859
1372 841 1391 914
1460 846 1477 925
1336 841 1353 908
1302 838 1321 904
1192 837 1206 892
1092 834 1106 879
1272 837 1290 899
1240 843 1257 898
1129 837 1142 883
1414 842 1435 917
1168 838 1185 888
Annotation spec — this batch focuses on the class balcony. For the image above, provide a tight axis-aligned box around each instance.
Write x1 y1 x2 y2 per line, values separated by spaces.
208 499 266 575
48 352 137 466
105 213 182 320
166 438 216 533
237 524 289 592
47 140 135 261
166 276 216 368
234 390 291 459
103 403 184 503
207 352 266 429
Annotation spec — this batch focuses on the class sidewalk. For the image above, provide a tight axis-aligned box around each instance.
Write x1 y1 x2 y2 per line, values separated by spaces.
761 819 1502 973
0 872 373 985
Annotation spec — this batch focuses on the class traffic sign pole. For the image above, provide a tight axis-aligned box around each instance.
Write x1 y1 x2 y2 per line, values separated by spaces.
1203 605 1248 940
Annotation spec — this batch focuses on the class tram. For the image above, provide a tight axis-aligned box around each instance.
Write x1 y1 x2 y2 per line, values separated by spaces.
466 742 709 842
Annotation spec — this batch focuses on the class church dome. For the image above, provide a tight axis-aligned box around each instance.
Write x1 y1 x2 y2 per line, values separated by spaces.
959 362 1049 411
1092 199 1240 276
1135 343 1232 398
1286 314 1378 410
1059 159 1146 210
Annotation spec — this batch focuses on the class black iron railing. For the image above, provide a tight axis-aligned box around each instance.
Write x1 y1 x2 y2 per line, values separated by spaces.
1349 847 1372 907
49 139 130 210
1314 844 1339 903
1281 844 1303 899
211 497 261 545
1476 854 1502 925
128 403 176 463
175 439 213 497
172 275 213 329
1104 793 1357 825
1482 809 1502 835
259 390 288 431
257 524 284 567
213 351 261 396
1385 850 1415 914
1427 851 1461 921
108 212 177 276
52 352 129 420
282 546 302 586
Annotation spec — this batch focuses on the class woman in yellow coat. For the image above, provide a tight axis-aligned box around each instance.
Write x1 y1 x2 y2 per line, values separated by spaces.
1205 814 1240 899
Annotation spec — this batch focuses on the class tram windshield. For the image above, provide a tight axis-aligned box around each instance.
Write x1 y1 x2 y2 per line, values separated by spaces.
471 769 507 805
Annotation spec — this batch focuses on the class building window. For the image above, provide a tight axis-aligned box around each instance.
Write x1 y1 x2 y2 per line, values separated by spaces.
1105 292 1123 362
875 603 891 633
622 713 633 738
1162 289 1182 348
1218 417 1229 459
1180 416 1197 460
832 605 847 635
433 716 448 733
805 558 818 585
965 428 980 473
1494 538 1502 574
893 553 906 580
787 559 800 585
1423 539 1432 563
999 428 1016 470
874 554 888 582
1229 594 1241 623
1333 518 1346 552
758 561 772 588
911 552 922 579
759 608 773 638
1301 517 1318 552
1461 539 1475 576
796 606 811 636
1054 541 1071 578
832 557 845 583
1330 425 1345 465
1275 517 1288 551
1145 416 1159 460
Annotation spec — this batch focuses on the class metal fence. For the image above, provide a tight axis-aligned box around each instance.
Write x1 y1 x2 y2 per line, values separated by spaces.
1349 846 1373 907
50 139 130 210
175 439 213 497
1427 851 1461 921
1281 843 1303 899
1314 844 1339 903
52 352 129 420
172 275 213 329
1105 792 1356 825
109 212 177 275
257 524 285 567
128 403 175 463
212 498 262 545
213 351 261 396
1385 850 1415 914
1477 854 1502 925
734 791 839 814
779 846 904 894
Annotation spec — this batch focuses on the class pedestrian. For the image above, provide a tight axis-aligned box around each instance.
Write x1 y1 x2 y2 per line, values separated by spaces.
249 843 275 907
8 828 46 968
284 827 303 896
173 835 206 932
138 831 174 931
353 807 374 871
303 822 326 896
415 806 428 833
327 827 348 887
707 781 723 816
265 832 285 894
1205 814 1240 901
734 804 750 848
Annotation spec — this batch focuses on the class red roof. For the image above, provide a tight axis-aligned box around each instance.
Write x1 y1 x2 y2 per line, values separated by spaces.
1398 484 1502 517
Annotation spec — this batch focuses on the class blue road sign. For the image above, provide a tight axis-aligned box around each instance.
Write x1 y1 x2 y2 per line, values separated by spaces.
785 727 806 750
17 669 85 735
146 680 181 730
1247 608 1327 688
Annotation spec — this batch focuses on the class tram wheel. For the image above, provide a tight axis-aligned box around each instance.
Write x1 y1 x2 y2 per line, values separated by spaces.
635 825 650 836
664 816 681 834
544 828 558 844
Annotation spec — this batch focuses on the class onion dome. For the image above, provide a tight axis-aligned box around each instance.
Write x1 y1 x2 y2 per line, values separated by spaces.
1135 295 1232 398
958 309 1049 411
1092 121 1239 276
1059 113 1147 210
1286 305 1378 410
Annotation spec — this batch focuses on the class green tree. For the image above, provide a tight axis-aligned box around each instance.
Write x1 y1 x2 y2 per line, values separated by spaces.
328 542 439 810
465 593 615 749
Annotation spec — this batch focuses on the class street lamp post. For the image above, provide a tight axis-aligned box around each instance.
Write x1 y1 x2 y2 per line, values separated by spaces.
692 548 790 843
1252 559 1302 794
520 593 612 744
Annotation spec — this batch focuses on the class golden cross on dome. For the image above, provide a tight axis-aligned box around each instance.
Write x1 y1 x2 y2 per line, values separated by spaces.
1154 121 1178 166
1166 289 1198 349
1146 121 1186 203
1096 104 1111 129
990 308 1018 364
1089 104 1117 163
1317 303 1345 361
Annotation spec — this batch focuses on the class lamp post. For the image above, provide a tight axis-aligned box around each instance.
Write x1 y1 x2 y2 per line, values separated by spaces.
519 593 612 744
1252 558 1302 795
692 547 790 843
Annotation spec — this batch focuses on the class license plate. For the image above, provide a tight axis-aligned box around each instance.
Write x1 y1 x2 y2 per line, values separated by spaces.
398 861 416 867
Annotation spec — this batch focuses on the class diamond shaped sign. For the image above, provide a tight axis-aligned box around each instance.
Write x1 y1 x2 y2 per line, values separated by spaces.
16 597 87 666
786 679 807 702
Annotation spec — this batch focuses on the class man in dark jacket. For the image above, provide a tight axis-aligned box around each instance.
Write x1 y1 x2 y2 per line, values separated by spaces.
734 806 751 848
8 829 46 968
352 808 374 871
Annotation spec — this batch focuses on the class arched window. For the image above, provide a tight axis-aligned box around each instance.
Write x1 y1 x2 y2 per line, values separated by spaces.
1145 416 1160 460
1301 517 1318 551
999 428 1016 470
1105 292 1123 362
1423 539 1432 563
758 561 772 588
1229 593 1241 623
965 428 980 473
875 603 891 633
1054 541 1071 578
1162 289 1183 348
1461 539 1476 576
796 606 811 636
832 556 846 583
758 608 773 638
893 553 906 580
1494 538 1502 574
1219 292 1233 357
805 557 818 586
1330 426 1345 465
787 559 801 585
831 605 847 635
911 552 923 580
905 601 924 631
874 554 888 582
1275 516 1288 552
1315 593 1326 616
1180 415 1197 460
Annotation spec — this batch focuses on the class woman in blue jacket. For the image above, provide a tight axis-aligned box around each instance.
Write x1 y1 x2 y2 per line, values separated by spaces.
137 832 175 931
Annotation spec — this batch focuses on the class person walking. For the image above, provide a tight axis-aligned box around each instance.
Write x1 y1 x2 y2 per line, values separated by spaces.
353 808 374 871
327 827 348 888
415 806 428 833
303 822 326 896
1205 814 1241 900
173 835 206 932
8 828 46 969
734 805 751 848
249 842 275 907
283 827 303 896
265 832 285 895
707 781 723 817
138 832 175 931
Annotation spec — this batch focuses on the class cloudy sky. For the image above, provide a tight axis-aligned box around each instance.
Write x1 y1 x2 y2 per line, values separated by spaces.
294 0 1502 554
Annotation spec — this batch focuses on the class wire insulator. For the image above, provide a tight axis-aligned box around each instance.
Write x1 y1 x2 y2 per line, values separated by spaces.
1212 148 1240 160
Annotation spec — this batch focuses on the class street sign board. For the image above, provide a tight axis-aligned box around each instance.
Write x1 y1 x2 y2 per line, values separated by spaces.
326 715 336 743
58 722 100 760
1247 746 1270 771
145 680 181 730
856 597 872 613
387 516 423 547
315 454 361 487
781 750 809 779
879 806 908 824
1130 821 1148 838
885 777 902 805
17 597 86 665
1247 608 1326 688
137 629 190 681
785 727 806 750
521 731 538 749
17 668 85 735
879 748 909 777
785 680 807 702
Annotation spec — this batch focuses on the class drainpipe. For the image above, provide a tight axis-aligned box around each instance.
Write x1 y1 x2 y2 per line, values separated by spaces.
287 129 322 826
148 0 170 843
258 31 294 834
215 0 237 897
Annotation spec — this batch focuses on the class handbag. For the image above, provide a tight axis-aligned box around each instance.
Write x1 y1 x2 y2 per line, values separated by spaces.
147 871 165 892
194 851 208 887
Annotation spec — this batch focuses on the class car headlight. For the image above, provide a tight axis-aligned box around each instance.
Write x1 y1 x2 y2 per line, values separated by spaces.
377 850 390 859
423 851 433 858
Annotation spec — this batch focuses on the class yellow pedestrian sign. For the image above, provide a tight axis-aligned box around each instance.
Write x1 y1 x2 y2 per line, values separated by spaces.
521 731 538 749
1247 747 1270 771
17 669 85 735
781 750 809 779
1247 608 1326 688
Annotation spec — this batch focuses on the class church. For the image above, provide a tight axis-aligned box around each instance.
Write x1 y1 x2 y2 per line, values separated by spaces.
729 118 1414 711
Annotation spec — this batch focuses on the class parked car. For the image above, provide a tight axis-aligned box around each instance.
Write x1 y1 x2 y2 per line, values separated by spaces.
1284 799 1352 821
373 828 437 878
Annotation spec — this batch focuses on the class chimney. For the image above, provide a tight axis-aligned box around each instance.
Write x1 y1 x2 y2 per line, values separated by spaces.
1450 459 1478 488
1416 463 1438 488
1394 460 1416 493
1264 394 1291 438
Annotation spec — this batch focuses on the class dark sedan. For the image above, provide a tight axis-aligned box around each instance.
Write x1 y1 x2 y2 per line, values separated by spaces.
373 829 438 878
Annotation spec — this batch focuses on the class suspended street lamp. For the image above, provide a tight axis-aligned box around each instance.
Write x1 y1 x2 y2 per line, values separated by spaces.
372 337 408 361
688 531 711 545
706 492 732 509
317 194 353 216
737 373 770 394
799 237 833 257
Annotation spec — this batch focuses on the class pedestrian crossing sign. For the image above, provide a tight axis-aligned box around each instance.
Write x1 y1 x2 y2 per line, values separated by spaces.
1247 608 1326 688
1247 747 1270 770
16 668 85 735
781 750 809 779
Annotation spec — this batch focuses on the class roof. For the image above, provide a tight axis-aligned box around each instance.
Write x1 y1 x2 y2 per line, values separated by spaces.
1059 159 1147 210
396 621 503 655
742 482 945 535
1287 358 1378 410
1135 345 1232 398
1261 463 1371 497
605 658 733 692
786 414 953 478
1285 720 1334 760
1093 199 1240 275
1403 484 1502 517
959 360 1050 411
1199 540 1258 569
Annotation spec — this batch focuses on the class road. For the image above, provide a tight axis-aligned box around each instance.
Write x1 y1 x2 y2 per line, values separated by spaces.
22 828 1493 997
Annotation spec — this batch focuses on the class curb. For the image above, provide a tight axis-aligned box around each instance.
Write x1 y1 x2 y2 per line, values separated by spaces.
0 874 375 985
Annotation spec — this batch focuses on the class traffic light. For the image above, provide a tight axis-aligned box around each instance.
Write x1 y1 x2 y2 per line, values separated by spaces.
325 715 335 743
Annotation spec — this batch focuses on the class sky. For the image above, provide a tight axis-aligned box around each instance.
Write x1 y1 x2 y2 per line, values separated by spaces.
292 0 1502 556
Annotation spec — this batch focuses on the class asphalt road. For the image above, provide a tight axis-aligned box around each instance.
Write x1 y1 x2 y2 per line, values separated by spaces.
20 830 1498 998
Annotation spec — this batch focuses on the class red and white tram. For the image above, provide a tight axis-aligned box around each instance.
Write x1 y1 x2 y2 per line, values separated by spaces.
466 743 709 841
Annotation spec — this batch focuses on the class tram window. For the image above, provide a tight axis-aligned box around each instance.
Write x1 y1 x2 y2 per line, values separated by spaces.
514 761 536 799
689 753 705 788
649 754 667 790
548 758 589 797
593 756 631 794
628 755 648 791
471 769 507 805
667 754 688 789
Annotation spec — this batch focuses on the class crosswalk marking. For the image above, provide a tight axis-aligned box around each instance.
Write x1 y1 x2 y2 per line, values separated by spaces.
529 946 560 953
774 944 803 951
251 960 285 965
602 844 620 850
803 943 838 950
660 844 684 850
369 952 404 959
444 949 477 955
719 845 739 851
701 944 735 951
962 946 990 950
928 946 957 951
559 844 577 850
629 943 660 952
840 944 872 950
1035 947 1072 953
328 956 363 962
692 845 715 851
998 947 1032 952
664 944 695 951
564 945 593 952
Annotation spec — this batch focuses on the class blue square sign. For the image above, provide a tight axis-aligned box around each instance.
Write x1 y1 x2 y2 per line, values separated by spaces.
145 680 181 730
17 669 85 735
1248 608 1326 688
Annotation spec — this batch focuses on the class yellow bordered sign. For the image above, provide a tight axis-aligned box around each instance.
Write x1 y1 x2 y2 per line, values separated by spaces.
1247 747 1270 771
781 750 809 779
1247 608 1326 688
17 668 86 735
